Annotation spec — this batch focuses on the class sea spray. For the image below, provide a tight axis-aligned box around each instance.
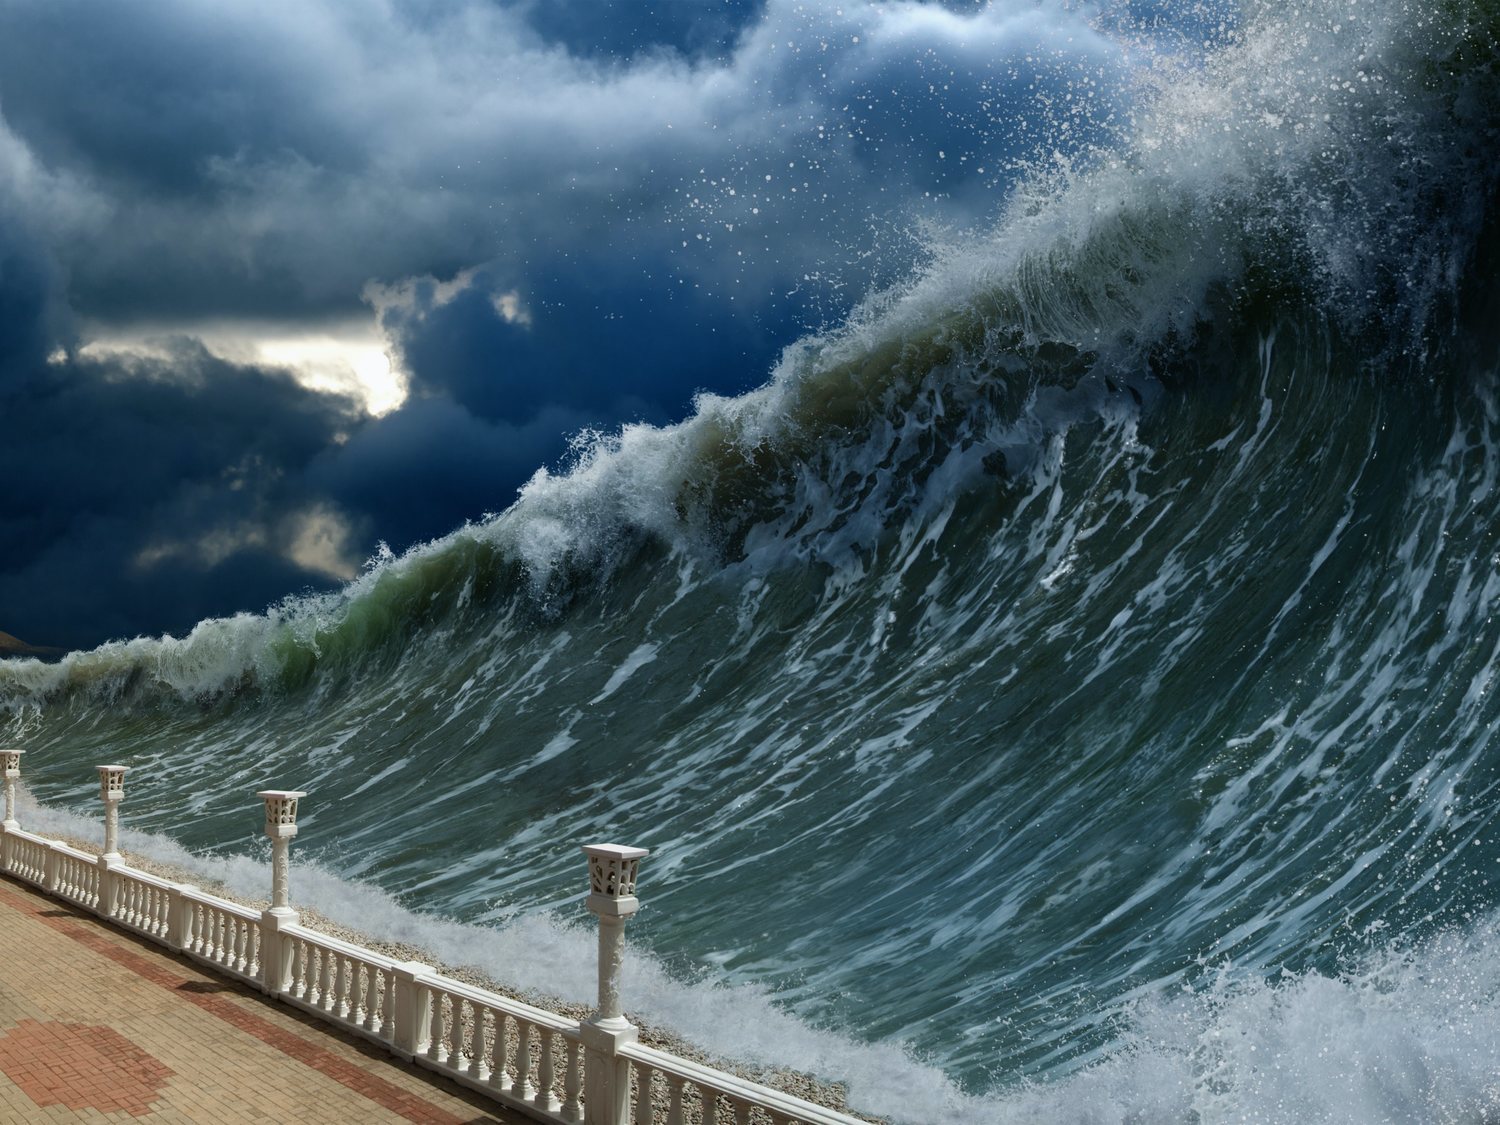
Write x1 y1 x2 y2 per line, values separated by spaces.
993 921 1500 1123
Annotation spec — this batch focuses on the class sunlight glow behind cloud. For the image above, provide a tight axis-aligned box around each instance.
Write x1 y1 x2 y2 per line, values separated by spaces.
75 322 407 416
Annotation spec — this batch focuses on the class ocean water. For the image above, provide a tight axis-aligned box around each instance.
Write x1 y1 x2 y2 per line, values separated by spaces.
6 2 1500 1121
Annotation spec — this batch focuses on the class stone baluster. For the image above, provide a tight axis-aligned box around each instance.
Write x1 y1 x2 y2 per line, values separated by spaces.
43 840 60 894
96 765 129 918
256 788 307 994
579 842 649 1125
363 964 383 1034
536 1025 561 1114
563 1036 584 1121
664 1073 686 1125
168 883 198 950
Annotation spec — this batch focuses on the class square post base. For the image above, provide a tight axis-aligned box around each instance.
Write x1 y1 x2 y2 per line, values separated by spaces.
580 1018 638 1125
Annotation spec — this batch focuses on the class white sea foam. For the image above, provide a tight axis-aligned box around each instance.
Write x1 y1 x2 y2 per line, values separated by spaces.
993 922 1500 1124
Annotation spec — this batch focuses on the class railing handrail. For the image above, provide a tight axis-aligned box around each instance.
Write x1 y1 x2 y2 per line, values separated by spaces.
620 1042 866 1125
48 840 97 864
410 965 577 1034
282 921 400 970
114 865 178 892
178 884 261 920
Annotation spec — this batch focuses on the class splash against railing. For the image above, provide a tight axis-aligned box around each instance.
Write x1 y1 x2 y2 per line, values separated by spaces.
0 745 866 1125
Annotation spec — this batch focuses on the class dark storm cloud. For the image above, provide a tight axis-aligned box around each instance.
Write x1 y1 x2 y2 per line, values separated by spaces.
314 252 811 547
370 258 805 425
0 0 1135 649
0 134 358 650
0 340 361 651
0 0 1127 324
514 0 769 61
0 217 56 373
308 397 598 550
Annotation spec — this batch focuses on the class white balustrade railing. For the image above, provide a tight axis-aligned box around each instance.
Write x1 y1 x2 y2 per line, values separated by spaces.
620 1044 860 1125
0 767 868 1125
409 975 582 1121
183 891 262 982
111 868 174 941
283 927 398 1039
50 841 102 911
4 829 48 886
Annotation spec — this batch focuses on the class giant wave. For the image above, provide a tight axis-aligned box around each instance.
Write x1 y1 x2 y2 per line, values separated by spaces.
6 2 1500 1121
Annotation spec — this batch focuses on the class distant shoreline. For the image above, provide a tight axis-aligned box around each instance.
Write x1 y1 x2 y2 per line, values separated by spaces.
0 631 67 662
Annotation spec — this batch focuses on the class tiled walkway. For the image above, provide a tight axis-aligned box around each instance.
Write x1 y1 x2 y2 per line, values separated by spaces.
0 876 526 1123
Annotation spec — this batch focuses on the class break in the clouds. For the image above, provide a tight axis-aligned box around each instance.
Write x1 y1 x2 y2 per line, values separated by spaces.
0 0 1142 650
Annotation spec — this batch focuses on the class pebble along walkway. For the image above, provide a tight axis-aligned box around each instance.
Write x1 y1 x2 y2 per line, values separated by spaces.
0 875 527 1122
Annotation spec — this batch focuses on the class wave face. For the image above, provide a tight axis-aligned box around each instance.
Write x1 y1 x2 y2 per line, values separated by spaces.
7 2 1500 1120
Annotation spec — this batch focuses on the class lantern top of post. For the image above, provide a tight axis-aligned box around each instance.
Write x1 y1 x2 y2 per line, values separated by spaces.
582 843 649 864
1 747 22 776
258 790 308 839
96 764 128 799
257 789 309 800
582 843 649 918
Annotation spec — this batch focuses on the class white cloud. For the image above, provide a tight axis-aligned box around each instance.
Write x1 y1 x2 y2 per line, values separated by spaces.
134 522 267 571
286 504 360 579
73 319 406 416
132 503 358 581
362 267 532 329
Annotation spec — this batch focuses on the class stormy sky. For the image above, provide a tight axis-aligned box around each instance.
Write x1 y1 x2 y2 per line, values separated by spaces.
0 0 1170 651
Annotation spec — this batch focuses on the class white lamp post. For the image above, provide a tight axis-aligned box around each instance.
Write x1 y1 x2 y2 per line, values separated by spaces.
258 789 308 912
579 842 648 1125
95 764 130 916
257 789 307 995
96 765 129 858
0 748 21 872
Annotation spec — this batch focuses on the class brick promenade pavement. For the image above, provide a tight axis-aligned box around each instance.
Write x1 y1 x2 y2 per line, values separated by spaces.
0 875 529 1123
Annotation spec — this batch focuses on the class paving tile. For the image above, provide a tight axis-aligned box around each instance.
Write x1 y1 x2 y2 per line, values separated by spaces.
0 876 524 1123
